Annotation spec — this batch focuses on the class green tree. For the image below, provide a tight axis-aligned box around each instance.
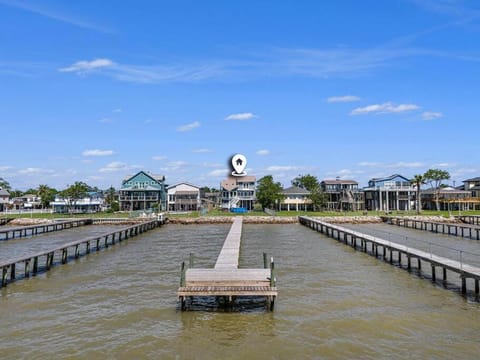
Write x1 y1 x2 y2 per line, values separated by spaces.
309 187 328 211
0 177 11 191
411 174 426 214
423 169 450 211
61 182 90 213
37 184 56 208
292 174 320 191
104 186 119 212
256 175 284 210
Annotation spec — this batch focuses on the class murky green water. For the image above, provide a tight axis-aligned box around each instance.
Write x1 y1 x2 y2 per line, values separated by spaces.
1 223 480 359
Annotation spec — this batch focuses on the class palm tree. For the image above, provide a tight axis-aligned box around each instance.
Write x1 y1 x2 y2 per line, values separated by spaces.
411 174 425 214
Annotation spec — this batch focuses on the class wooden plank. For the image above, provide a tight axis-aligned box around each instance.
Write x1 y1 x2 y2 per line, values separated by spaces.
214 216 243 269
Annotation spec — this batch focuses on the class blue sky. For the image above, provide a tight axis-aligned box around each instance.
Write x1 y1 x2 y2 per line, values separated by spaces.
1 0 479 190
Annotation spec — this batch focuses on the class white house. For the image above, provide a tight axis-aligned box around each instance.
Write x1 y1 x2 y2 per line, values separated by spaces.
167 183 202 211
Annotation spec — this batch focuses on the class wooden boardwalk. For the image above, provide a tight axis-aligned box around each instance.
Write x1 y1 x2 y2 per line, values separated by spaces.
456 215 480 226
177 217 277 310
0 219 162 288
0 219 93 241
300 216 480 297
383 216 480 240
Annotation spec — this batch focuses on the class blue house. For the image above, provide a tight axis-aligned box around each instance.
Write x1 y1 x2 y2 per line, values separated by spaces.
119 171 167 211
363 174 415 211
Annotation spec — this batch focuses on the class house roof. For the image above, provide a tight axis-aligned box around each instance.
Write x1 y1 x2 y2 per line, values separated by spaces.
369 174 410 183
221 176 256 191
167 182 200 190
282 186 310 195
421 186 470 195
463 177 480 182
123 171 165 183
321 179 358 185
0 189 9 196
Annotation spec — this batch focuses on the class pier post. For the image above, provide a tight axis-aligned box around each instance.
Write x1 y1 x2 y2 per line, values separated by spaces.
96 238 100 251
443 267 447 282
189 253 195 268
180 262 186 287
431 265 436 282
10 263 15 280
25 259 30 278
86 242 90 254
1 266 7 287
418 258 422 270
475 279 479 295
263 253 268 268
461 277 467 294
75 244 80 258
33 257 38 274
270 257 275 288
62 249 68 264
407 256 411 270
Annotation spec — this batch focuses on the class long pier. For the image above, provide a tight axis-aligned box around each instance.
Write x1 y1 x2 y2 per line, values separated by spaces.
457 215 480 226
0 219 161 288
299 216 480 297
177 217 277 310
383 216 480 240
0 219 93 241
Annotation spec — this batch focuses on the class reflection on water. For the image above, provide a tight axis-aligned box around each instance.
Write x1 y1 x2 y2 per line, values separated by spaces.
1 223 480 359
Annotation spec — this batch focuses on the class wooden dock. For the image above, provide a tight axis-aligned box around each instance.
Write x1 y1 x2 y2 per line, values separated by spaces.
300 216 480 297
0 219 93 241
383 216 480 240
0 219 162 288
177 217 277 310
456 215 480 226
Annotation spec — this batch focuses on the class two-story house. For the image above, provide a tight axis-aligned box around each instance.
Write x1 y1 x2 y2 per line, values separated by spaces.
0 188 9 212
321 179 364 211
119 171 167 211
167 182 203 211
463 177 480 198
363 174 415 211
220 176 256 211
279 186 311 211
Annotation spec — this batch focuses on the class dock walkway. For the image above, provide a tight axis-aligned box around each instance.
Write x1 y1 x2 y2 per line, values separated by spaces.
177 217 277 310
383 216 480 240
300 216 480 297
0 219 92 241
1 219 162 288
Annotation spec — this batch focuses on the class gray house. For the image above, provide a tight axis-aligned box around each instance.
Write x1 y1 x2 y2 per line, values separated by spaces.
0 188 9 212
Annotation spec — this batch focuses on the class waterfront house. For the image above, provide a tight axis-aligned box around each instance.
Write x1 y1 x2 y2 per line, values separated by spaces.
320 179 364 211
167 183 203 212
10 194 41 210
421 186 471 211
51 192 105 213
279 186 312 211
363 174 415 211
0 188 9 212
463 177 480 198
220 176 256 211
119 171 167 212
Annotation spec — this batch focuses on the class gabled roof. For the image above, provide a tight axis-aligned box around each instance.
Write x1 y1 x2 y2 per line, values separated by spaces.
167 182 200 190
369 174 410 183
282 186 310 195
321 179 358 185
463 177 480 182
123 171 165 183
0 189 10 196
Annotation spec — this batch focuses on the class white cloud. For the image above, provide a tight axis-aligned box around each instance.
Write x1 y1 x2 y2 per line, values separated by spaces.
99 117 113 123
266 165 300 172
99 161 139 173
358 161 424 169
113 108 122 113
225 112 257 121
0 166 13 172
433 162 454 168
350 102 420 115
82 149 115 157
256 149 270 156
18 167 54 175
327 95 361 103
152 155 167 161
422 111 443 120
358 161 382 167
207 169 229 177
193 148 212 153
59 58 114 73
177 121 200 132
160 161 189 173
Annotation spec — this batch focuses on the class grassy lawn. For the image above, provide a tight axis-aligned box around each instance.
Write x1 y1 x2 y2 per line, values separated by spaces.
3 209 480 220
